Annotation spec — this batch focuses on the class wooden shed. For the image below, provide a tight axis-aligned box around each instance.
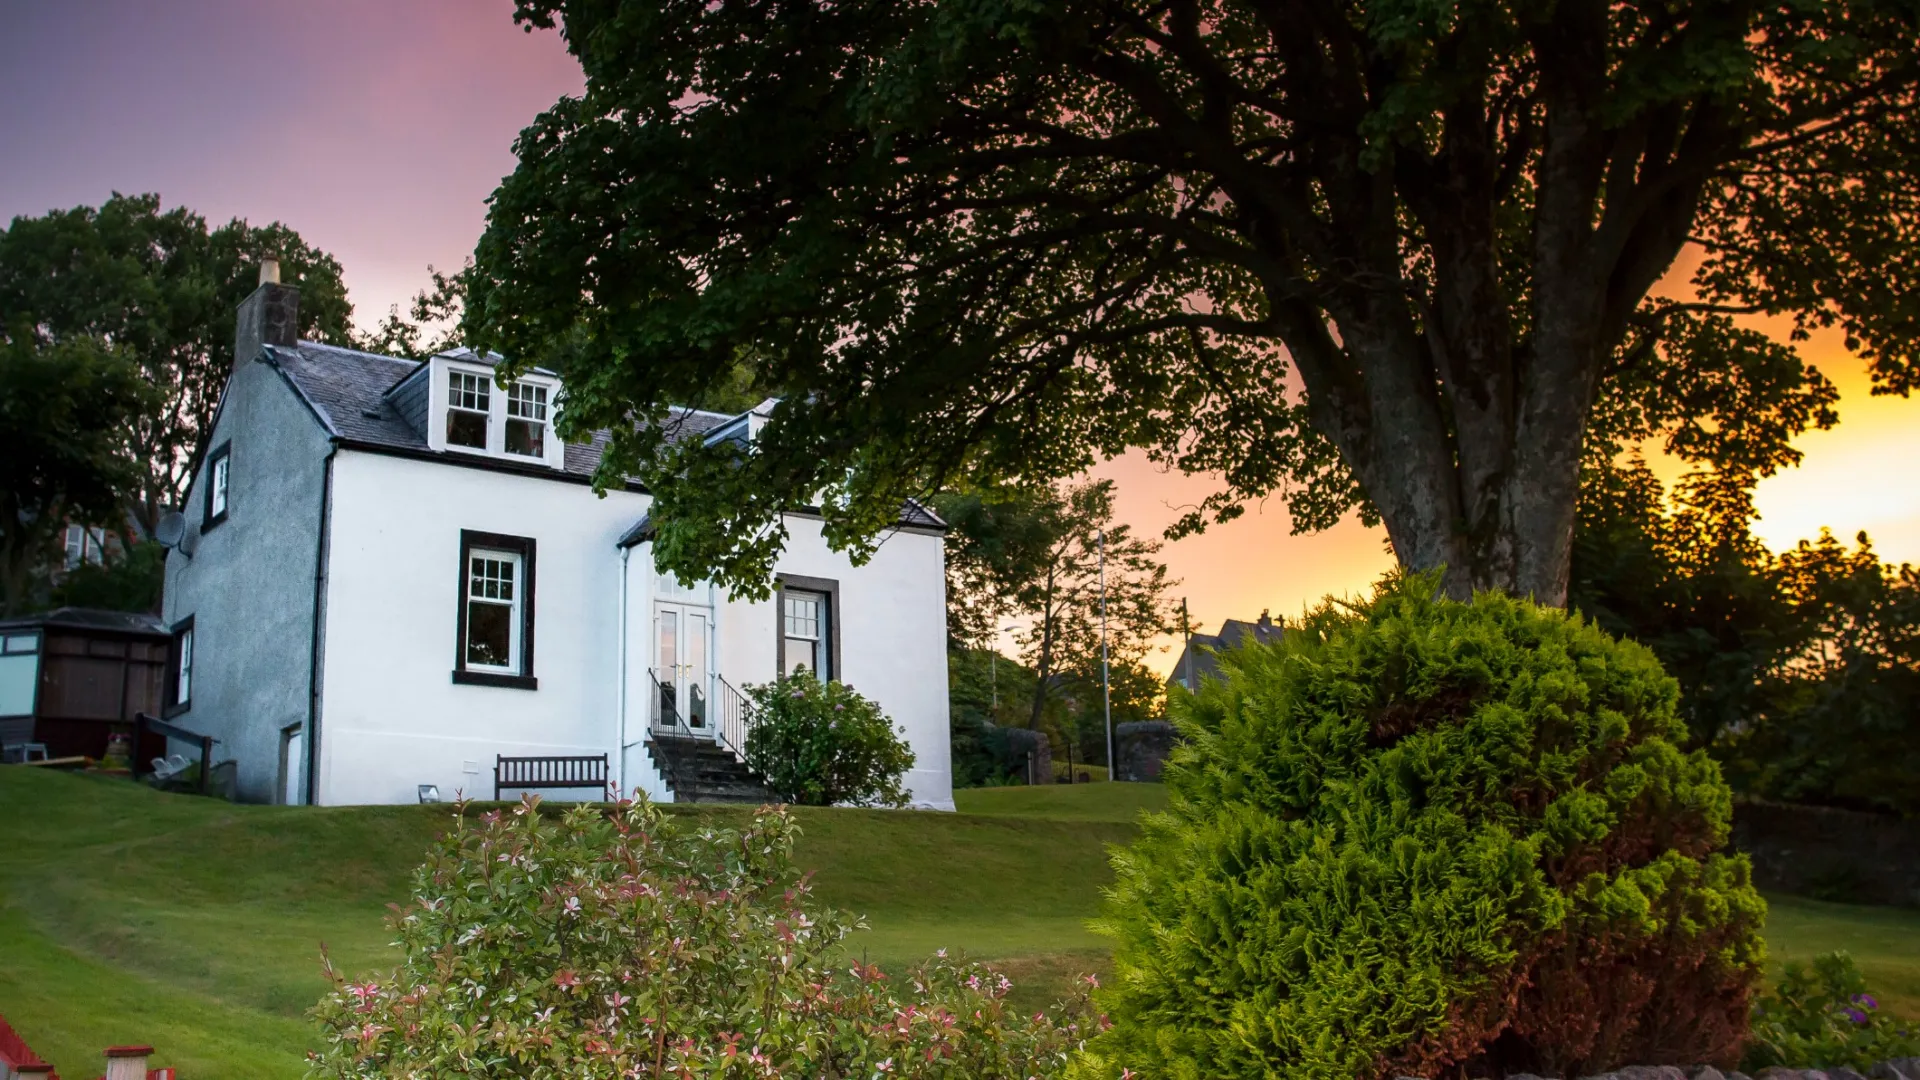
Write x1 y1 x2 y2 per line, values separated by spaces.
0 607 171 764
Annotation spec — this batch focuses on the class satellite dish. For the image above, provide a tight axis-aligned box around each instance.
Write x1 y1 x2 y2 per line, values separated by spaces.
154 511 187 549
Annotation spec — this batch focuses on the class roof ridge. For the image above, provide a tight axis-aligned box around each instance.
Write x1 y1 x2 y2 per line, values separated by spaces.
295 339 422 366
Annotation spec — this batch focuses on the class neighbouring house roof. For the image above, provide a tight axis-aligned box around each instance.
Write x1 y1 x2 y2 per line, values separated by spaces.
0 606 167 637
1168 613 1285 691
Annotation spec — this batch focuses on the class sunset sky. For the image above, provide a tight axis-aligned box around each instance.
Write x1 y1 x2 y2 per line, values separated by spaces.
5 1 1915 674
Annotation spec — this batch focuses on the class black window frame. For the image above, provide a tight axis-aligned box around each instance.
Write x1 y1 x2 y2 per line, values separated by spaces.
773 574 840 681
164 615 195 718
452 529 538 690
203 441 232 531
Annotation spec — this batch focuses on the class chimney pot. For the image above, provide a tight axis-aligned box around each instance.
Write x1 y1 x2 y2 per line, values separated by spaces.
104 1045 154 1080
233 271 301 374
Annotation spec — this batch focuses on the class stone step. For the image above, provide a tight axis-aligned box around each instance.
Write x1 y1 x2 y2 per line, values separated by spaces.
645 737 773 805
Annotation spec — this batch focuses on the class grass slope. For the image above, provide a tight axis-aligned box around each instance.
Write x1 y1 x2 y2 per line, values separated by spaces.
2 770 1914 1079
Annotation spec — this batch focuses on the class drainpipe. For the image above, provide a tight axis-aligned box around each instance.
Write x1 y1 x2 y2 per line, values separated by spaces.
618 543 630 798
304 446 336 806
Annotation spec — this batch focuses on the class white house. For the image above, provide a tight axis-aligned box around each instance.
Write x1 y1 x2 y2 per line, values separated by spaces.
159 266 953 809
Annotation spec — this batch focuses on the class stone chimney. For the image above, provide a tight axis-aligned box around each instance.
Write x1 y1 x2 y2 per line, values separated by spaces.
103 1045 153 1080
234 256 300 371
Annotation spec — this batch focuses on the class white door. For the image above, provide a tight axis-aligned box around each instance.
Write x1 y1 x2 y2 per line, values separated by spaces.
282 731 304 805
651 602 711 736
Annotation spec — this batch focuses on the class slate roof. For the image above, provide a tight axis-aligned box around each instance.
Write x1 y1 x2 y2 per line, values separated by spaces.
262 341 737 484
1168 614 1285 690
261 341 946 533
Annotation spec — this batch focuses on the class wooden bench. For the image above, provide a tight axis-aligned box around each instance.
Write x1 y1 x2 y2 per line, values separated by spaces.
493 754 610 801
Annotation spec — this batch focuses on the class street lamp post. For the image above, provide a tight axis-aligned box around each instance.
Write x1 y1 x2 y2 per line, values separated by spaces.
1100 529 1113 780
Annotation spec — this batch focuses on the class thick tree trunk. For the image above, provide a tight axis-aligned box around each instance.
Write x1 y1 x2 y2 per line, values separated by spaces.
1028 565 1057 730
1224 6 1714 611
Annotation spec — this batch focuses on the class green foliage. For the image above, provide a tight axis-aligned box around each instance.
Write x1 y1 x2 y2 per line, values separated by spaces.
51 538 165 614
309 798 1101 1079
743 676 916 807
0 193 354 535
1571 458 1920 816
1732 543 1920 818
932 487 1066 650
0 336 157 616
1745 951 1920 1072
947 648 1038 788
472 0 1917 601
1085 573 1767 1080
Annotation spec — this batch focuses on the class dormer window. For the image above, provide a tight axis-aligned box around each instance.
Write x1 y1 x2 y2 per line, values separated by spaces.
447 371 490 449
505 381 548 457
426 354 563 469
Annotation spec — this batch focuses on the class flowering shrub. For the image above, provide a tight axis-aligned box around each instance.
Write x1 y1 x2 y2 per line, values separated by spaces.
743 676 915 807
1744 951 1920 1071
310 797 1098 1079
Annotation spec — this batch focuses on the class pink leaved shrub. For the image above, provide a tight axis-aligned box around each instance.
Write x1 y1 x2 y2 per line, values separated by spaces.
310 798 1101 1079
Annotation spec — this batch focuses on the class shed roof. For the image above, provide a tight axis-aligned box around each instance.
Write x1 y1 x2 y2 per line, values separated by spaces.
0 607 167 637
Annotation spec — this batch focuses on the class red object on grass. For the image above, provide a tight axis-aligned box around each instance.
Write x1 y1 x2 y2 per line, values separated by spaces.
0 1010 59 1077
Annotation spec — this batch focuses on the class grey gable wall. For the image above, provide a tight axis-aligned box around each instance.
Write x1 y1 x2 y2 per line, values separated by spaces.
162 347 333 803
387 363 429 438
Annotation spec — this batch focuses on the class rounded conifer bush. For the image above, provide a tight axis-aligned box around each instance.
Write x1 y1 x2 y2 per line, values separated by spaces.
1084 573 1766 1080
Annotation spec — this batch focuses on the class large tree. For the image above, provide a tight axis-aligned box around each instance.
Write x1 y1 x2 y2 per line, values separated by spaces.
0 337 155 616
469 0 1918 605
0 194 354 537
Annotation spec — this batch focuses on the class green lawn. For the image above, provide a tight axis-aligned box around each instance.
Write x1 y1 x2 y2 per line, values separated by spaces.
2 769 1915 1079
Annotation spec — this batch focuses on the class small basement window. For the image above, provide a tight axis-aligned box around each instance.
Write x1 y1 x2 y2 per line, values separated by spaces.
447 370 490 450
505 380 548 458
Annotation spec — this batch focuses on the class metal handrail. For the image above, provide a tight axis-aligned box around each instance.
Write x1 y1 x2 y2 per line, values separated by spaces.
134 712 217 796
646 668 700 741
716 676 758 761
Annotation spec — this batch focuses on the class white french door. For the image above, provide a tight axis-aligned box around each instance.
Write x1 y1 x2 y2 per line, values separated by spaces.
651 601 711 736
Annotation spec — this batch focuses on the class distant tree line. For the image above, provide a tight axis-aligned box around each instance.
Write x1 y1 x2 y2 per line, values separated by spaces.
1572 459 1919 818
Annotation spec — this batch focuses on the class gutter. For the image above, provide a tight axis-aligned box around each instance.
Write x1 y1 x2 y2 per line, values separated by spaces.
304 445 336 805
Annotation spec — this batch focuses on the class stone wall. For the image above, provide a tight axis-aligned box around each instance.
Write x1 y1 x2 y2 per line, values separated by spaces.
996 725 1052 787
1115 721 1175 782
1732 800 1920 908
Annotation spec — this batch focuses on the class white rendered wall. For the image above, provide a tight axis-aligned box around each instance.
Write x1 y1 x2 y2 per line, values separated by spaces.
317 450 657 806
317 449 952 809
714 516 955 811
